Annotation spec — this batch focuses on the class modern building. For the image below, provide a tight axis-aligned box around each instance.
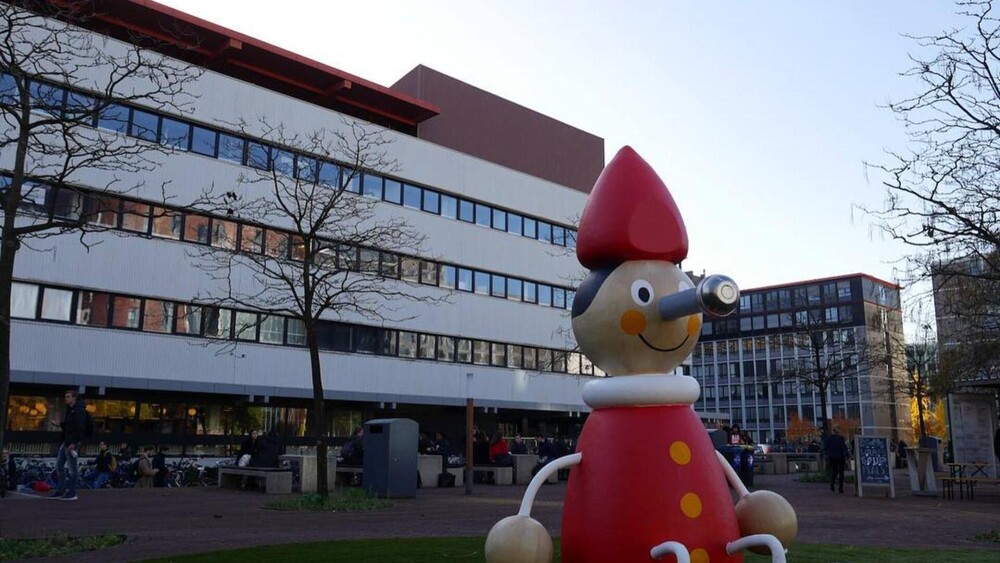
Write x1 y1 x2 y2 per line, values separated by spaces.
4 0 606 452
692 274 911 445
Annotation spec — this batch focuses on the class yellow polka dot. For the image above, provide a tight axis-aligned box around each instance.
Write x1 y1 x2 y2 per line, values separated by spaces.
669 441 691 465
690 548 710 563
680 492 702 518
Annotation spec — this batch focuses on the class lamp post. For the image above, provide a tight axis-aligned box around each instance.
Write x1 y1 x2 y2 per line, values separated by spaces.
465 372 474 495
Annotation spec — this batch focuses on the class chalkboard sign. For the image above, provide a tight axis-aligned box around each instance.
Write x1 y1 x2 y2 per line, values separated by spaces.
855 436 895 498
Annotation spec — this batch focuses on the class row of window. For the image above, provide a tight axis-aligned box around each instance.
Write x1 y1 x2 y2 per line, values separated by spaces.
8 281 603 376
706 305 856 337
2 179 578 311
2 73 578 248
709 404 863 429
693 329 860 360
738 281 854 314
693 378 861 402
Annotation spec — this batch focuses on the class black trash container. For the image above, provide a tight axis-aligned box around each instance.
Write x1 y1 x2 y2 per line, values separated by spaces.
362 418 418 499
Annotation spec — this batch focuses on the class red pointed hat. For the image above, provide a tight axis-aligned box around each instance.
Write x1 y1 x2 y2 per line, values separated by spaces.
576 146 688 269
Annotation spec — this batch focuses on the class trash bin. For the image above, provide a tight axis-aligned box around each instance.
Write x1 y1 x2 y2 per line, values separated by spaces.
362 418 418 498
719 445 754 488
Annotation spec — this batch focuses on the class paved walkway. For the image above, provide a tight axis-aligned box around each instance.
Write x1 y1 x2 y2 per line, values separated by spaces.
2 469 999 562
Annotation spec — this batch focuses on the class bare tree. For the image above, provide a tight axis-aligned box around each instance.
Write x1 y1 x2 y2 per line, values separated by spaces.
190 117 436 496
0 1 200 449
776 328 867 439
863 0 1000 381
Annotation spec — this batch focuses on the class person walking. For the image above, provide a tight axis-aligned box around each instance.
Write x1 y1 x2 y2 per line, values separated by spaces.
823 425 851 494
49 390 87 500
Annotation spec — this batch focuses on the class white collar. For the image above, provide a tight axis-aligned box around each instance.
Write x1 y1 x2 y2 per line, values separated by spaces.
582 374 700 409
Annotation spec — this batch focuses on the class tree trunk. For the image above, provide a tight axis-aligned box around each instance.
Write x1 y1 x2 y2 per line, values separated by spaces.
0 234 16 450
916 389 928 440
306 322 329 496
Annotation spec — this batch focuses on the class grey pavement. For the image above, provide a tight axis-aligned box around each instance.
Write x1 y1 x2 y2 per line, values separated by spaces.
1 469 999 562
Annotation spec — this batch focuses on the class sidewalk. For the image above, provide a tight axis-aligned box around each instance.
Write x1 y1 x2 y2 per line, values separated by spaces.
1 469 998 562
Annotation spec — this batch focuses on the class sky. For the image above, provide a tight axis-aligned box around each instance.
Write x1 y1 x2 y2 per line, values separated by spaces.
156 0 968 295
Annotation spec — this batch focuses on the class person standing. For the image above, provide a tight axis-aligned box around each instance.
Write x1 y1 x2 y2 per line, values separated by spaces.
152 446 168 487
136 447 158 488
50 390 87 500
823 426 851 493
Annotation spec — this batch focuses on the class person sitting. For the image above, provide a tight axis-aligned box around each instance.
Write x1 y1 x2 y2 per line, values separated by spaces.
418 432 436 455
488 430 513 466
1 448 15 492
340 427 365 467
510 434 528 455
250 431 284 468
434 431 453 465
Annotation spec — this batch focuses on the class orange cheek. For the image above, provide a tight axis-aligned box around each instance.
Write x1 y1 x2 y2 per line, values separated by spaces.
687 315 701 337
620 310 647 335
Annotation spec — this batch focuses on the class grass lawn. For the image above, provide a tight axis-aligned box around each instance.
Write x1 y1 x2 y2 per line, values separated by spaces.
264 490 392 512
0 534 125 561
145 537 997 563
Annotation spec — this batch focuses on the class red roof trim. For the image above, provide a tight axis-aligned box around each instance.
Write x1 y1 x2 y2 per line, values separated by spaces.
34 0 441 130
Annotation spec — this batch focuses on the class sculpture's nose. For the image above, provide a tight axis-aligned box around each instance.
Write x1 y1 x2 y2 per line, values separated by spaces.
657 275 740 321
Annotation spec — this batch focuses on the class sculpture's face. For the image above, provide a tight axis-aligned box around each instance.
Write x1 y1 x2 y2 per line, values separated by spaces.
572 261 701 375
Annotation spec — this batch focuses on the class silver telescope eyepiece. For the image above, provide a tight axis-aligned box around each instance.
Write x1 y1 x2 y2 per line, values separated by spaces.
657 274 740 321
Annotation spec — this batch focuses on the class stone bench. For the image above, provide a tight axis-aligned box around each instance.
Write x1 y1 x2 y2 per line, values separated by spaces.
278 454 337 493
418 455 443 489
473 465 513 485
218 466 292 494
335 465 363 486
512 454 539 485
446 466 464 487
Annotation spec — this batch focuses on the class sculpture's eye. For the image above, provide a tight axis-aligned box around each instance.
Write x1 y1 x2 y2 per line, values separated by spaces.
631 279 654 306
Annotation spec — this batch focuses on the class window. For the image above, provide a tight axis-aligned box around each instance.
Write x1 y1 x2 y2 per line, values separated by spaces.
183 214 210 244
246 142 270 170
112 296 142 329
362 173 383 199
378 330 397 355
191 125 217 157
523 281 537 304
418 334 436 359
507 278 522 301
491 274 506 298
553 288 566 309
160 117 191 150
475 203 491 227
41 288 73 321
439 265 456 289
63 90 93 120
825 307 838 324
474 271 490 295
537 221 552 243
538 349 552 371
273 150 295 176
240 225 264 253
440 194 457 218
507 213 522 235
121 201 150 233
401 258 420 282
151 207 182 240
295 156 318 182
492 209 506 231
491 343 506 366
260 315 285 344
317 162 340 188
203 307 232 339
457 268 473 292
379 252 399 278
566 290 575 309
218 133 245 164
473 340 490 365
566 230 577 249
129 109 159 142
522 217 536 239
538 285 552 307
456 339 472 363
422 190 440 214
211 219 238 250
383 179 402 204
437 336 455 362
837 281 852 302
235 312 258 341
807 285 821 305
287 318 306 346
458 200 474 223
84 195 119 228
354 326 377 354
552 226 566 246
174 304 201 335
341 170 361 193
29 81 64 114
359 249 379 273
265 230 289 259
337 244 358 270
523 348 537 370
420 261 438 285
97 103 129 133
142 300 174 333
838 306 853 324
77 291 110 327
398 331 417 358
507 345 522 368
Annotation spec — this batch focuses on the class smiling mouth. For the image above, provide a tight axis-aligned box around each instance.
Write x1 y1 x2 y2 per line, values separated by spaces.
638 333 689 352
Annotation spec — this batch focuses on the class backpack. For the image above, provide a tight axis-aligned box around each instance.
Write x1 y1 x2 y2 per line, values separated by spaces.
82 409 95 440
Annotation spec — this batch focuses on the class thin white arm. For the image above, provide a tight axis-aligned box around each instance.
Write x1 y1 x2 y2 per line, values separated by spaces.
650 541 690 562
716 450 750 499
727 534 787 563
517 453 582 517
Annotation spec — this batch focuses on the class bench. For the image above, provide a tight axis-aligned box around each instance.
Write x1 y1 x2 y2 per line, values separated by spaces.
446 467 465 487
418 455 443 489
335 465 363 486
218 466 292 494
473 465 513 485
512 454 539 485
